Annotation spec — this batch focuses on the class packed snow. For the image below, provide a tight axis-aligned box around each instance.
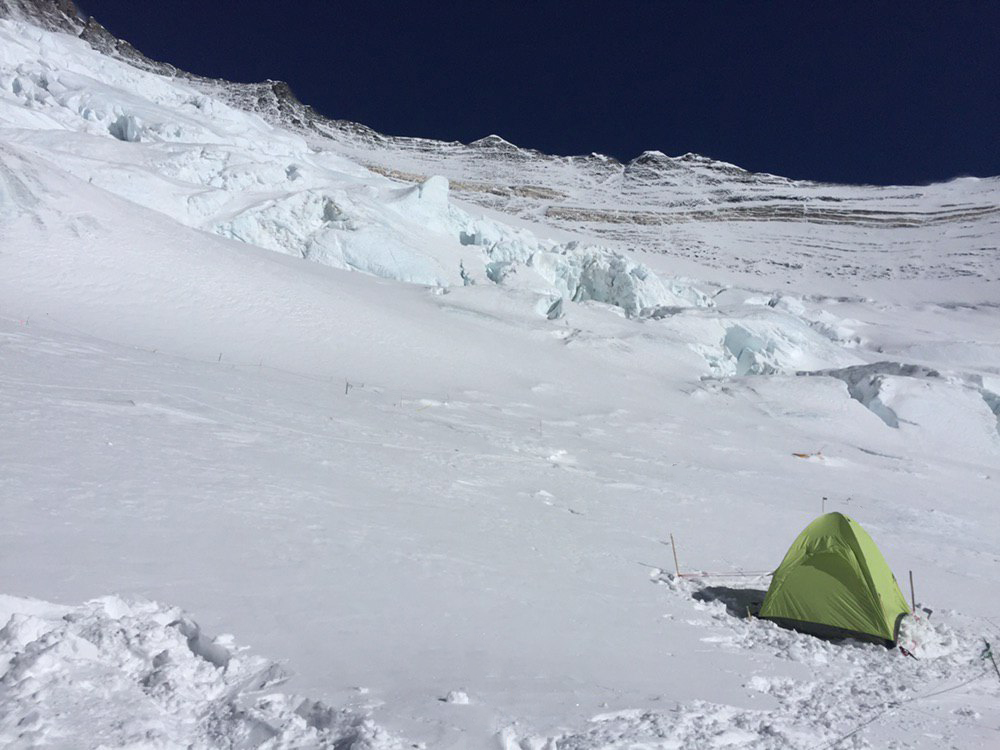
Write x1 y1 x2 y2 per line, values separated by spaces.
1 11 999 750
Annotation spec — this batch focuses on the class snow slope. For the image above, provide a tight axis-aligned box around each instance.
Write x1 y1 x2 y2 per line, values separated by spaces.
1 7 999 749
302 125 1000 303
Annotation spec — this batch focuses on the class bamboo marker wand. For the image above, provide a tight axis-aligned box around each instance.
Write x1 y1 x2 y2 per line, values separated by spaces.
671 534 680 578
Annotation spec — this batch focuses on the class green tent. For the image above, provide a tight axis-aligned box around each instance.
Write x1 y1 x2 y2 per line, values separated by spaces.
759 512 910 646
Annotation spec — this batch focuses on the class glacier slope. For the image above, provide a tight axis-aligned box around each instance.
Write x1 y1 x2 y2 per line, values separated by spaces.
0 9 999 750
3 142 999 749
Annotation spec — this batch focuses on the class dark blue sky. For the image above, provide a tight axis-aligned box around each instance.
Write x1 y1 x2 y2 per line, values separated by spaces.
78 1 999 185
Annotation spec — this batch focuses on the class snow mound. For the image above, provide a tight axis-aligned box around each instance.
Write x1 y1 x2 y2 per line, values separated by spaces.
0 595 404 749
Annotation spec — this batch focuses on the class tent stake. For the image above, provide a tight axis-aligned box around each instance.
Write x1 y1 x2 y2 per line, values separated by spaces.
909 570 916 613
670 534 680 578
984 641 1000 681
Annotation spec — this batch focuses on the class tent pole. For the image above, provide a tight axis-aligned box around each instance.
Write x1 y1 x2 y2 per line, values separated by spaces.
909 570 916 613
670 534 680 578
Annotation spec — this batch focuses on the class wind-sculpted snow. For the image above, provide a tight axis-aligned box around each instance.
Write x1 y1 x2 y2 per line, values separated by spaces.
0 595 404 749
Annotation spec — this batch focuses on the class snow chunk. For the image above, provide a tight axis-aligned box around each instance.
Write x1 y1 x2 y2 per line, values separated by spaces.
755 294 862 347
108 113 141 142
531 243 709 317
0 594 406 749
719 310 862 376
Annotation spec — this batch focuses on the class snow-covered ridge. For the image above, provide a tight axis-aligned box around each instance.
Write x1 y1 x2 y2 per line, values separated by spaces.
0 12 717 317
4 0 997 294
325 126 1000 288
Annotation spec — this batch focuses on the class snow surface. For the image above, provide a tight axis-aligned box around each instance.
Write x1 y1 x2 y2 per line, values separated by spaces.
0 595 405 749
1 14 999 750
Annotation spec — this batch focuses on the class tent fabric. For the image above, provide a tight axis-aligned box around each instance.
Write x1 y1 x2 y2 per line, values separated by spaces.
759 512 910 646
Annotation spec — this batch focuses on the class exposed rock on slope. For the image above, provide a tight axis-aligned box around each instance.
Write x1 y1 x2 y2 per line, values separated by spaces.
0 0 81 32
